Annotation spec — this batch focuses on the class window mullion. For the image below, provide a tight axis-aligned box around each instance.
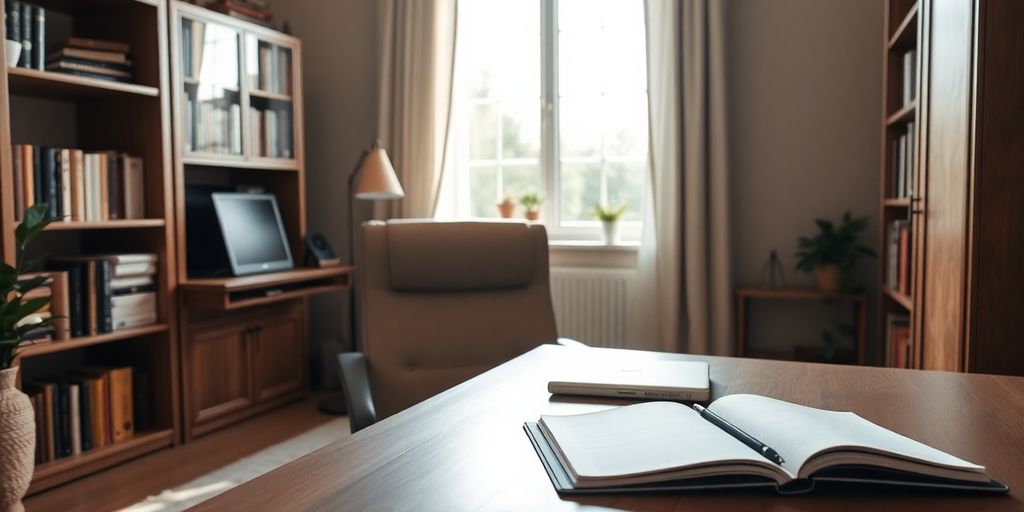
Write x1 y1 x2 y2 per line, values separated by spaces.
541 0 558 226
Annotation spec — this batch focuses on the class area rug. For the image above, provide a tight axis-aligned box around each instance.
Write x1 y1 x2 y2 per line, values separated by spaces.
122 418 349 512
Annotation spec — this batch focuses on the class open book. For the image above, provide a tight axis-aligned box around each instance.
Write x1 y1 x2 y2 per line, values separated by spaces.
524 394 1007 494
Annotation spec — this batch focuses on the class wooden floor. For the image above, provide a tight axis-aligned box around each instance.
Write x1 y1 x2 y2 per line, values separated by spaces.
24 393 339 512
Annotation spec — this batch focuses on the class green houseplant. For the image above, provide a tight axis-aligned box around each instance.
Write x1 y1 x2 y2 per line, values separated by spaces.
595 203 627 245
794 211 875 361
1 203 57 512
520 193 543 221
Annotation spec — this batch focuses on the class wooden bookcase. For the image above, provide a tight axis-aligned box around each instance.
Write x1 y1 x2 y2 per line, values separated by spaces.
879 0 1024 375
167 1 349 441
0 0 180 493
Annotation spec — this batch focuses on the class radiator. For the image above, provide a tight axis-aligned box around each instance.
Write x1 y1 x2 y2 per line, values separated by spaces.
549 267 635 348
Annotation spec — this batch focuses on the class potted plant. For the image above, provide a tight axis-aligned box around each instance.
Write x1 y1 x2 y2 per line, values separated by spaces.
794 212 875 293
595 203 627 245
1 204 57 512
520 193 543 221
497 196 516 218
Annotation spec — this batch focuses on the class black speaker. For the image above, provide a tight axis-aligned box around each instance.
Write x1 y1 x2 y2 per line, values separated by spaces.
305 233 340 267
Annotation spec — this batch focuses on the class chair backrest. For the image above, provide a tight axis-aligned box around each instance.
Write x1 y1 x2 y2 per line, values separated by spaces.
360 220 557 418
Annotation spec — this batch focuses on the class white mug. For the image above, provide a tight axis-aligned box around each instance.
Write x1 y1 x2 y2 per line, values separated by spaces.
5 40 22 67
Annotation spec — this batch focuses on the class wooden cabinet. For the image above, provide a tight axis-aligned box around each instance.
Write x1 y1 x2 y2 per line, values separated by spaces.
184 304 306 438
880 0 1024 375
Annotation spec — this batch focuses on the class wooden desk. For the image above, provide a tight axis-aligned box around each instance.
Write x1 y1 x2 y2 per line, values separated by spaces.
192 345 1024 511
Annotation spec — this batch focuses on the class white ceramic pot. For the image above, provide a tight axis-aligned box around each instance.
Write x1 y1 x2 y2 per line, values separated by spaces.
602 220 620 245
0 366 35 512
5 41 21 68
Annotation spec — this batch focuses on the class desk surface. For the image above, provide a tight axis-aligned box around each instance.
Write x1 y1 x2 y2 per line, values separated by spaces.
192 345 1024 511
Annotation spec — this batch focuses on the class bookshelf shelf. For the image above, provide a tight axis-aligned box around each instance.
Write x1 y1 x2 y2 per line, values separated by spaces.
29 429 174 494
886 102 916 126
42 219 167 230
249 89 293 101
883 287 913 311
181 155 300 171
883 197 911 207
887 2 919 50
18 324 170 358
6 67 160 99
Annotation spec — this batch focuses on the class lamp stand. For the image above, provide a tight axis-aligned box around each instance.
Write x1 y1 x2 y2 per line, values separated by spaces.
317 148 370 416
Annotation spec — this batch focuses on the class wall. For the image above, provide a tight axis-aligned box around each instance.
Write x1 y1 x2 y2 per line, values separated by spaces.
726 0 884 356
271 0 380 385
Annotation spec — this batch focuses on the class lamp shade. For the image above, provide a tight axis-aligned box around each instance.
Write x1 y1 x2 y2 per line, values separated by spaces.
355 147 405 200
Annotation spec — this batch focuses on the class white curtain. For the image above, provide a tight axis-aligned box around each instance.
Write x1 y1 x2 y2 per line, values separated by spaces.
627 0 732 355
377 0 457 218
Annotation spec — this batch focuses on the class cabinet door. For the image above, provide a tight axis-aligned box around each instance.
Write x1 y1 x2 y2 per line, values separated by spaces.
188 322 253 426
253 310 305 402
178 14 245 157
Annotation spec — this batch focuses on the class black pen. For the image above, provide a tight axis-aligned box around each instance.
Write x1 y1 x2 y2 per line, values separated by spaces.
693 404 786 466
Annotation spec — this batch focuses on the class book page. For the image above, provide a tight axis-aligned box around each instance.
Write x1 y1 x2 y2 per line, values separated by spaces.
539 401 792 484
708 394 985 479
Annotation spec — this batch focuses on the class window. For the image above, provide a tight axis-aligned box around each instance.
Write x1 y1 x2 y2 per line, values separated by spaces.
438 0 649 241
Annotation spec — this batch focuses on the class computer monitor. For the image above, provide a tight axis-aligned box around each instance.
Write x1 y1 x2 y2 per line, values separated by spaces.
211 192 294 276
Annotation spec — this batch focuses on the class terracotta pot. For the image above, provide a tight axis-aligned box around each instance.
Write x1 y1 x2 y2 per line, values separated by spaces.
497 202 516 218
525 211 540 221
0 366 34 512
815 264 841 293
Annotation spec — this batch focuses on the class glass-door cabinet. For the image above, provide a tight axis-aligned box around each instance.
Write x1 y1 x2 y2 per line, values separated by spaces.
171 2 301 168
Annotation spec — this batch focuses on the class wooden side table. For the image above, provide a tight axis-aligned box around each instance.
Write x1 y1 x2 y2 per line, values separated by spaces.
736 287 868 364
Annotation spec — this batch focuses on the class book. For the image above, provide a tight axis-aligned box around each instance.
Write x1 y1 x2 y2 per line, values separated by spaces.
33 145 42 209
898 222 911 295
47 47 129 64
70 149 85 221
59 149 72 221
525 395 1007 494
41 382 55 462
40 147 59 218
56 380 71 458
21 145 34 212
19 3 31 68
122 155 145 219
46 60 133 79
58 37 131 54
69 383 82 455
107 151 122 220
12 143 24 220
112 292 157 330
96 259 113 333
108 367 134 442
31 5 43 70
71 378 93 452
7 3 21 58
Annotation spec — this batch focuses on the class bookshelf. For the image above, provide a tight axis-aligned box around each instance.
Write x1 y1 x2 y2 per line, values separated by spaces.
168 1 338 441
878 0 921 369
0 0 179 493
878 0 1024 375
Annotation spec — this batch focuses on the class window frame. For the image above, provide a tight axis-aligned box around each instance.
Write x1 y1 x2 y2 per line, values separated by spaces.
447 0 647 243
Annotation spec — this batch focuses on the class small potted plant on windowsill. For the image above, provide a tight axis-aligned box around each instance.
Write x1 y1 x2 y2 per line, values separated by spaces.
497 196 516 218
1 204 57 512
595 203 627 245
520 193 543 221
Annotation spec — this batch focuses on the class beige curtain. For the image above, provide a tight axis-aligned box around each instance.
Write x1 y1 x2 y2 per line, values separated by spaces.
377 0 457 218
627 0 731 355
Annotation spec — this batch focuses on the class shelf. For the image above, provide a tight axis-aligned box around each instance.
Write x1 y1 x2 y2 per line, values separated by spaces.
249 89 293 101
29 429 173 494
736 287 865 301
884 287 914 311
6 67 159 99
887 3 919 51
883 197 911 207
183 154 300 171
886 102 917 126
18 324 170 358
41 219 166 231
182 266 352 311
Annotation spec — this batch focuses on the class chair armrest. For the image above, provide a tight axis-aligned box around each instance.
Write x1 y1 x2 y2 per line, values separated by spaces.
338 352 378 433
556 337 589 349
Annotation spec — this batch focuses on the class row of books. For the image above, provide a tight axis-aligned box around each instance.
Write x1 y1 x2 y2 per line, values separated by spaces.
886 314 911 369
891 123 916 199
10 145 146 222
24 366 149 464
49 254 159 337
886 220 911 296
209 0 273 28
253 42 292 95
4 1 44 70
47 37 135 84
901 49 917 106
251 106 293 159
185 97 243 155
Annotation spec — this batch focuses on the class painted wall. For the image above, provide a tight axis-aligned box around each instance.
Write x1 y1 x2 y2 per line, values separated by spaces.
272 0 380 385
725 0 884 357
